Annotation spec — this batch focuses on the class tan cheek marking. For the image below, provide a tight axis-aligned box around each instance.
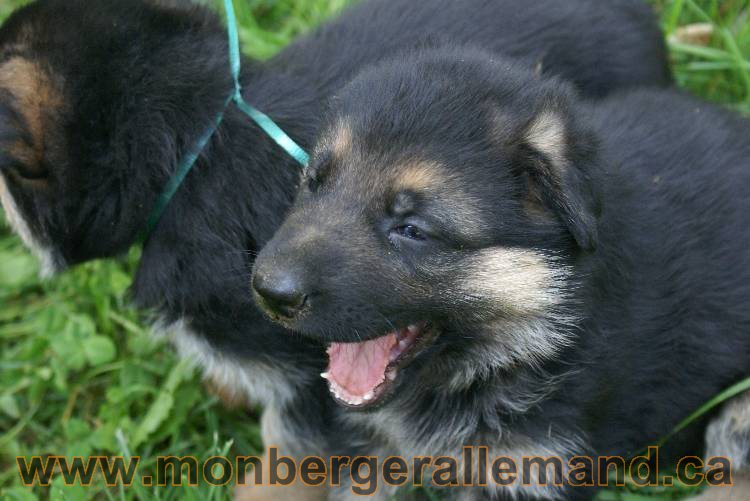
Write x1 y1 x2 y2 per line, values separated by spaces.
525 111 568 173
460 247 565 315
0 58 64 176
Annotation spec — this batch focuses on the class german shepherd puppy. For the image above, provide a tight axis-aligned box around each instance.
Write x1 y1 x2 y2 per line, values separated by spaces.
252 47 750 499
0 0 669 496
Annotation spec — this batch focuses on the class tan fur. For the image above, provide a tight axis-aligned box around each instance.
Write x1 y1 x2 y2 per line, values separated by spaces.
392 160 443 192
329 121 353 159
460 247 565 315
449 248 575 375
204 378 251 410
161 319 299 407
525 111 568 172
234 406 328 501
0 58 64 176
390 159 488 240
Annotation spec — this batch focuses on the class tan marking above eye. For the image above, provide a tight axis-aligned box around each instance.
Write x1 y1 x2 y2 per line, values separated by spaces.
0 57 65 178
390 159 490 239
392 160 443 192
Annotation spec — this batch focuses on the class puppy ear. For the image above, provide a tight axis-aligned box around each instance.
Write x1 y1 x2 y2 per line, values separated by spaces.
0 58 65 185
516 109 598 251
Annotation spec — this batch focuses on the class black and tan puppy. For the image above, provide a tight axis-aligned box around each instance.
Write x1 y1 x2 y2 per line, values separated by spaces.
0 0 670 497
252 47 750 499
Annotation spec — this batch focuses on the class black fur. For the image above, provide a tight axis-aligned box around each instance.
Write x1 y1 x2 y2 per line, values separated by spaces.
0 0 670 485
253 47 750 499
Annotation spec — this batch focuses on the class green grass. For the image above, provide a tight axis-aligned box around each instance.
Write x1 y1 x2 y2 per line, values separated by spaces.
1 1 749 500
654 0 750 113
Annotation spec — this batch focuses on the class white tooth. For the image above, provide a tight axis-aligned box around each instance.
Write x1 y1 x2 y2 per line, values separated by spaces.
320 372 330 379
363 391 374 401
386 369 397 381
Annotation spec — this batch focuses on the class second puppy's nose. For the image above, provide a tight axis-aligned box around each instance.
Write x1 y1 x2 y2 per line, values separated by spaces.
253 270 308 319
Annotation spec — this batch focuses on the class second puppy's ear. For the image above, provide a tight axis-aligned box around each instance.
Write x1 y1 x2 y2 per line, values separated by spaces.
515 107 599 251
0 57 66 186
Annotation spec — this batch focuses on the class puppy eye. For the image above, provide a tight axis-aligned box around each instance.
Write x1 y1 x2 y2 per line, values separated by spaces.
307 174 320 192
307 153 332 193
304 165 320 192
393 224 425 241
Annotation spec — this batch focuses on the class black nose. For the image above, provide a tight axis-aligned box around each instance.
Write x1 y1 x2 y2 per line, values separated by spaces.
253 270 307 319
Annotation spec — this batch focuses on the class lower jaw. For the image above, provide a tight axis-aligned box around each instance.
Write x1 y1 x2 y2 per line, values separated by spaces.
327 366 397 410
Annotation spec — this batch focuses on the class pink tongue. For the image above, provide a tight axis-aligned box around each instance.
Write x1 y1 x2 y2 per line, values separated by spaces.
327 334 398 397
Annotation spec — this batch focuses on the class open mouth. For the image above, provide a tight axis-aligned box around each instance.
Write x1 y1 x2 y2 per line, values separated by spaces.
321 322 437 409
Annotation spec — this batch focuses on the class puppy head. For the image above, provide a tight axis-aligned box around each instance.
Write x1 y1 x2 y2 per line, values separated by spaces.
252 48 598 408
0 0 230 274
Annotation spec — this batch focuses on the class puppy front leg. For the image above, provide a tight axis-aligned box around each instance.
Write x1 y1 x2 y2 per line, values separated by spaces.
235 404 329 501
688 472 750 501
692 390 750 500
235 461 328 501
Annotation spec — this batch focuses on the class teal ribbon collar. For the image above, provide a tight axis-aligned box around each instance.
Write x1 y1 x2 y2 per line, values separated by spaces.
141 0 309 242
